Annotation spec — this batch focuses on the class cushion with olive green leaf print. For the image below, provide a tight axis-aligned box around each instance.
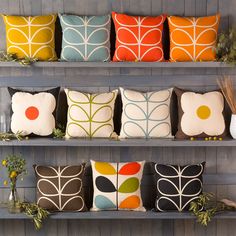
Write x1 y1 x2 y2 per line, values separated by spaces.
120 87 173 138
91 160 145 211
65 89 117 138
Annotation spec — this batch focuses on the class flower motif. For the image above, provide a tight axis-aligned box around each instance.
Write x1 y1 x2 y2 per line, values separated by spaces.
180 91 225 136
11 92 56 136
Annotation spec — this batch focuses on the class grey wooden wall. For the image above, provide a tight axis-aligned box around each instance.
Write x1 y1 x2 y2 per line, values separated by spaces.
0 0 236 235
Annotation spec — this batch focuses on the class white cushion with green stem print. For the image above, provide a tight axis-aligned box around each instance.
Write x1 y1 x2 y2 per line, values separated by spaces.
65 89 117 138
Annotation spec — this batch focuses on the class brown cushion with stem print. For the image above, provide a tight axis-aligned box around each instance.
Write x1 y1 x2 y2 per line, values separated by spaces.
34 164 87 212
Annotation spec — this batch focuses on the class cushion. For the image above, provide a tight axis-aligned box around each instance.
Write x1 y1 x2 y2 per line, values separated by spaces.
91 160 145 211
154 162 205 212
168 14 220 62
65 89 117 138
59 14 111 61
2 15 57 61
120 87 173 138
112 12 166 62
34 164 87 211
8 87 60 136
175 88 226 139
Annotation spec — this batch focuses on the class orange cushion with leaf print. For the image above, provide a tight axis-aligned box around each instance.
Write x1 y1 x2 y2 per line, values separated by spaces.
168 14 220 62
112 12 166 62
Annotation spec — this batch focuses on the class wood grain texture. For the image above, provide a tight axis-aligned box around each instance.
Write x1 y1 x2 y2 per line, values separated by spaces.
0 0 234 235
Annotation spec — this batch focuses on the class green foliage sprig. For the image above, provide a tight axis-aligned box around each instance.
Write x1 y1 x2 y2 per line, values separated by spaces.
0 51 38 66
216 28 236 64
20 202 49 230
0 131 25 141
189 193 235 226
18 57 38 66
53 124 65 139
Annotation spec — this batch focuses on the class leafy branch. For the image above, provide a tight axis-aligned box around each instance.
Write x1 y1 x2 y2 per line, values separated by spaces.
0 131 26 141
0 51 38 66
189 193 235 226
20 202 49 230
216 28 236 64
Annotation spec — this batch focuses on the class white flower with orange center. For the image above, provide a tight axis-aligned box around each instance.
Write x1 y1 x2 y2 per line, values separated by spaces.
180 91 225 136
11 92 56 136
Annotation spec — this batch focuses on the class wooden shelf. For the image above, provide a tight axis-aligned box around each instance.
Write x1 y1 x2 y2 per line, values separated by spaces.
0 208 235 220
0 61 232 68
0 138 235 147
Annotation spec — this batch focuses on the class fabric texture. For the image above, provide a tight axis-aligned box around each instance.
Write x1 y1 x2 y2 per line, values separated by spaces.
175 88 226 139
168 14 220 62
91 160 145 211
59 14 110 61
112 12 166 62
119 87 173 138
65 89 117 138
154 162 205 212
34 164 87 212
8 87 59 136
2 15 57 60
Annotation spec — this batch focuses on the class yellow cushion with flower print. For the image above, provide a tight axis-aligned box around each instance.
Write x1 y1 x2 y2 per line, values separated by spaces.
2 14 57 61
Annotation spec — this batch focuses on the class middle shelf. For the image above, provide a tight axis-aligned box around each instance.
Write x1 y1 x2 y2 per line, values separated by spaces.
0 138 235 147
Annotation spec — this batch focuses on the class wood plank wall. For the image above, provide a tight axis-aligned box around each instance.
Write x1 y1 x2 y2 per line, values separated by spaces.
0 0 236 235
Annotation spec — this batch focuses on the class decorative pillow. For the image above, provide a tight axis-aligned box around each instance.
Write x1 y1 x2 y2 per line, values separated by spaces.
120 87 173 138
91 160 145 211
8 87 60 136
59 14 110 61
2 15 57 61
34 164 87 211
154 162 205 212
168 14 220 62
175 88 226 139
65 89 117 138
112 12 166 62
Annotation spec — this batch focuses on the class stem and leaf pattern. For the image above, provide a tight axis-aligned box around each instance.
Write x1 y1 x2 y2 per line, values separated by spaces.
65 89 117 138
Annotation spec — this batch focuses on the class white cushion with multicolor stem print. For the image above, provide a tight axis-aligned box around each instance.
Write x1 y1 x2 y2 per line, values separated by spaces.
119 87 173 138
65 89 117 138
90 160 145 211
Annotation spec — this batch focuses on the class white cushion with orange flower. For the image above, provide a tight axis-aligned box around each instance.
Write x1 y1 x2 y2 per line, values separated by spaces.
8 87 59 136
175 88 226 139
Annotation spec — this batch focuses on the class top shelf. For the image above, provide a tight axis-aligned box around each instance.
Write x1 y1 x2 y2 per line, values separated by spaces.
0 61 232 68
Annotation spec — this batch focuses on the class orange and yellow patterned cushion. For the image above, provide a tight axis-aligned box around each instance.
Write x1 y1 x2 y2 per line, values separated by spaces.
2 15 57 61
168 14 220 62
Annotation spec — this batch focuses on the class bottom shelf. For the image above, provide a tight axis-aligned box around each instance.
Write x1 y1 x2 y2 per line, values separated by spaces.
0 208 236 220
